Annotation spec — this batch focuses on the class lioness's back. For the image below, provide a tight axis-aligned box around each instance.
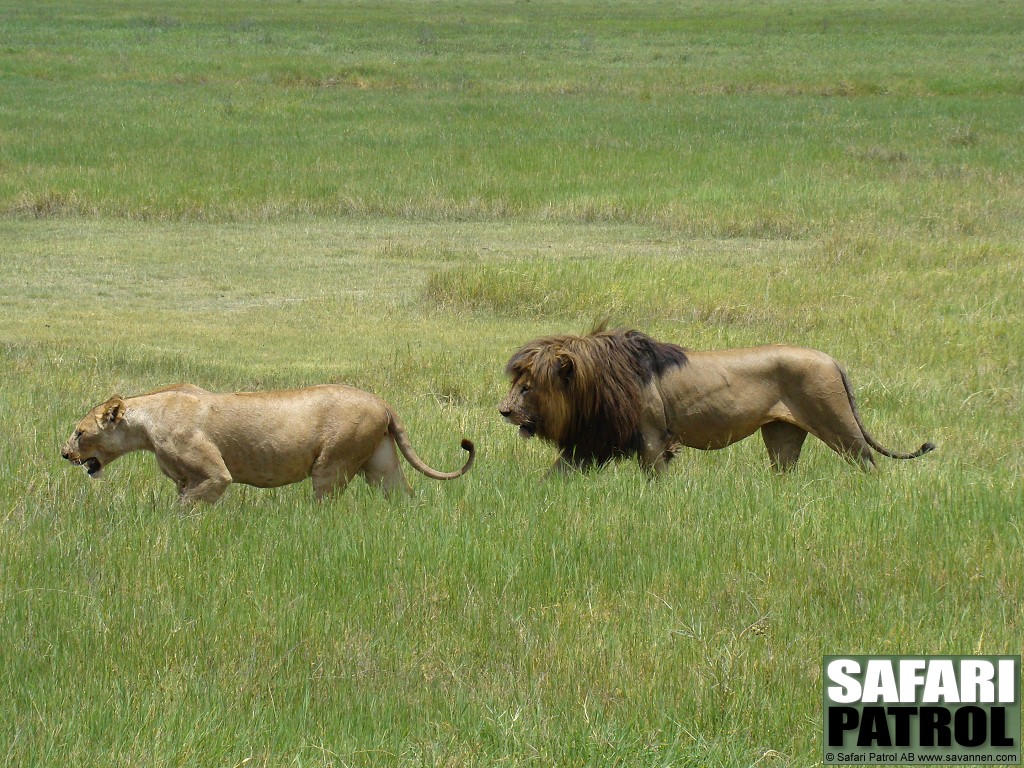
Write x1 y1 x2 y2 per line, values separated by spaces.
208 384 387 428
132 384 387 442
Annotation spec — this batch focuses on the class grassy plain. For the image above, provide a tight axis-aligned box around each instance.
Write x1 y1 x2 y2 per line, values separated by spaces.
1 1 1022 766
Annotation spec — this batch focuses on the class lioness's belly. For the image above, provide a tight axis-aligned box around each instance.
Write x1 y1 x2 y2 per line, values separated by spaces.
222 442 321 487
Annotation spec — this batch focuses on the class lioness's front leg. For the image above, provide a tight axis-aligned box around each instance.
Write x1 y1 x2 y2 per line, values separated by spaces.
179 474 231 505
169 442 232 505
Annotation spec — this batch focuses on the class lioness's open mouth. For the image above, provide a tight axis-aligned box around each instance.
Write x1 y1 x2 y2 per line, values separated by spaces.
64 455 103 476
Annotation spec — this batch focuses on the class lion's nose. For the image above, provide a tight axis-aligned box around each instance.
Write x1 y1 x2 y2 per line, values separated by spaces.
499 407 512 418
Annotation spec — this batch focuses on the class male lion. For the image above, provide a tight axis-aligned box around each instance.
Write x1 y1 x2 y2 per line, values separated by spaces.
62 383 474 504
499 327 934 474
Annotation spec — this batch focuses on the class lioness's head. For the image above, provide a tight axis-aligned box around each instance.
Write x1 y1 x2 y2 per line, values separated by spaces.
61 396 127 479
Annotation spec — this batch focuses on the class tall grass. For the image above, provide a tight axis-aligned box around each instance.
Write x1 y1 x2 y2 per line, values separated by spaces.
2 217 1020 766
1 1 1022 766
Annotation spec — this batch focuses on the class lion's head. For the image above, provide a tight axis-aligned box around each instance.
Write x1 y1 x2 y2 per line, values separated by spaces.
499 327 688 466
61 395 128 478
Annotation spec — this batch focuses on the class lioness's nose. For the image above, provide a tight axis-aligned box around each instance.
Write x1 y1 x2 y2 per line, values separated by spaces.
61 448 71 460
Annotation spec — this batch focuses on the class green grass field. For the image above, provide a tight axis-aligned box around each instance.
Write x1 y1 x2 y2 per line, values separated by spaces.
1 1 1022 766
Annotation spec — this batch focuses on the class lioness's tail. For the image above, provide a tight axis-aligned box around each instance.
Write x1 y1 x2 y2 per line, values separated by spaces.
838 365 936 460
387 409 475 480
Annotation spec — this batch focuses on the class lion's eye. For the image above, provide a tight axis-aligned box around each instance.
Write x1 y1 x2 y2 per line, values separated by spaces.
520 384 531 394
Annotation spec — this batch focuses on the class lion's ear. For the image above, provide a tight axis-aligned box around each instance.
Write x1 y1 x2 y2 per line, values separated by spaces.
555 353 575 383
100 395 126 428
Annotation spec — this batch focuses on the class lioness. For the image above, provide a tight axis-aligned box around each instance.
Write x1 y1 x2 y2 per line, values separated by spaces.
62 383 474 503
500 327 934 474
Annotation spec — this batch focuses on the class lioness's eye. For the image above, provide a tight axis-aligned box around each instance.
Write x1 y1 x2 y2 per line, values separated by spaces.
74 430 83 438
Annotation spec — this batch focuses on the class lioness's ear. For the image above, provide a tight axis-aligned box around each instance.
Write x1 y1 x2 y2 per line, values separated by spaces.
100 395 126 428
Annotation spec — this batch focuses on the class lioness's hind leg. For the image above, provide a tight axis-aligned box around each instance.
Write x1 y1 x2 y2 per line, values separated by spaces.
761 421 808 472
361 436 413 497
311 463 359 500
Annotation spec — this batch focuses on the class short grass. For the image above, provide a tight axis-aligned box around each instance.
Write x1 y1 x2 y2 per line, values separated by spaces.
3 1 1023 233
1 2 1022 767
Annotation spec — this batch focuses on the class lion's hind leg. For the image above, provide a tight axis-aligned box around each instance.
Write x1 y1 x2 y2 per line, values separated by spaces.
827 436 876 470
760 421 808 472
804 414 876 470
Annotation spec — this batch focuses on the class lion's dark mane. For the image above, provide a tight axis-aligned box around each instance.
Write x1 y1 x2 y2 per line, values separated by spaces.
506 327 688 467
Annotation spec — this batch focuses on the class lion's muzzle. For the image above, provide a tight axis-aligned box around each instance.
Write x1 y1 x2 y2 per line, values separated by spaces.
499 408 537 439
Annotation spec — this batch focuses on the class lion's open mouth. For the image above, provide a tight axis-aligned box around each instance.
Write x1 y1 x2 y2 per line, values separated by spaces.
519 423 537 438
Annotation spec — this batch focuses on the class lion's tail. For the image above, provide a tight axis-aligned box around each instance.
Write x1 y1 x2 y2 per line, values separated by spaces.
838 365 936 460
387 409 475 480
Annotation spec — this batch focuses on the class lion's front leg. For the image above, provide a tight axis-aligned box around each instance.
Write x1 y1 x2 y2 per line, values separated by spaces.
547 452 589 478
637 421 676 476
636 387 674 476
